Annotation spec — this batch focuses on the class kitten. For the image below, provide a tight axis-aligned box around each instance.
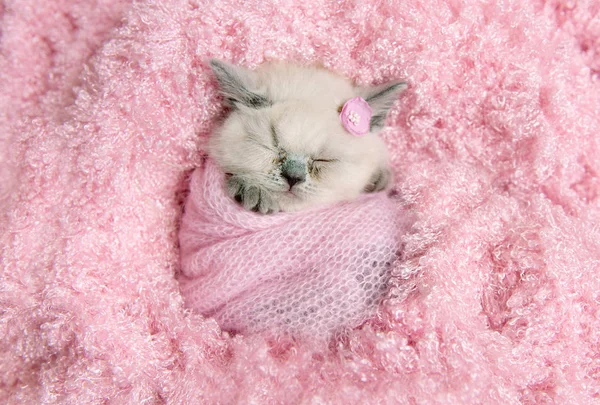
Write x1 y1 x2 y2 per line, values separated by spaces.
208 60 407 213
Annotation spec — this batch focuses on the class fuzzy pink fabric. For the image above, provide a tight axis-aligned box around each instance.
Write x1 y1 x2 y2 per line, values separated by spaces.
178 159 411 340
1 0 599 403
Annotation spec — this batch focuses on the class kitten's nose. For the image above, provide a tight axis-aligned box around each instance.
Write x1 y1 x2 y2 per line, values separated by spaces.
281 158 306 188
282 172 305 188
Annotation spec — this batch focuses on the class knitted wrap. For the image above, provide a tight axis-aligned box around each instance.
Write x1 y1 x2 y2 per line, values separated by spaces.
178 160 410 338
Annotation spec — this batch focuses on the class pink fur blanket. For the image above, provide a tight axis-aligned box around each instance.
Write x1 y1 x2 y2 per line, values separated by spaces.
1 0 599 403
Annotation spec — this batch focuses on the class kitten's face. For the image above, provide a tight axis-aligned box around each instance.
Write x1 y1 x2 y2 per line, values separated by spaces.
208 61 406 213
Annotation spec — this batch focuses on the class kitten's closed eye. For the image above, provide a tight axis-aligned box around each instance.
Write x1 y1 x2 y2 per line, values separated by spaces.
308 158 337 178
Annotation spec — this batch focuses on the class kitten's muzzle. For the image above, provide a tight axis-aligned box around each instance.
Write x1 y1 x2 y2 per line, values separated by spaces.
281 159 306 188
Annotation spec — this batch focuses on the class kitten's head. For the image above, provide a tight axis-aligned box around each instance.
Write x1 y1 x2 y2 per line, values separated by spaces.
208 60 407 213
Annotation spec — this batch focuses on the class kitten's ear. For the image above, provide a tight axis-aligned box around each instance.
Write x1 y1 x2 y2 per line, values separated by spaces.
209 59 270 108
359 81 408 131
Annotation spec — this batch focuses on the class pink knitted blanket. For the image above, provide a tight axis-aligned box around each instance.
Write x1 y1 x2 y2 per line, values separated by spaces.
178 159 411 339
2 0 600 403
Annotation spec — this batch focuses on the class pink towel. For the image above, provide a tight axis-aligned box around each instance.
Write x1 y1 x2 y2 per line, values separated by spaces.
179 159 411 339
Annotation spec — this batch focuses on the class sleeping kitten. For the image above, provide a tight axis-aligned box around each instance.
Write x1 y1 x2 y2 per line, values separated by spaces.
208 60 407 213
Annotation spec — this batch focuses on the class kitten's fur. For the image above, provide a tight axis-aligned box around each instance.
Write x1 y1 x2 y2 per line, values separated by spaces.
208 60 407 213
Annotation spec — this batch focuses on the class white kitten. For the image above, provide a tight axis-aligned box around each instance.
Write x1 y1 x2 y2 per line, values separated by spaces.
208 60 407 213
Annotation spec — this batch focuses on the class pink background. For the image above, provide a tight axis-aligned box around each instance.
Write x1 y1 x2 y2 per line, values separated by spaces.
1 0 599 403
